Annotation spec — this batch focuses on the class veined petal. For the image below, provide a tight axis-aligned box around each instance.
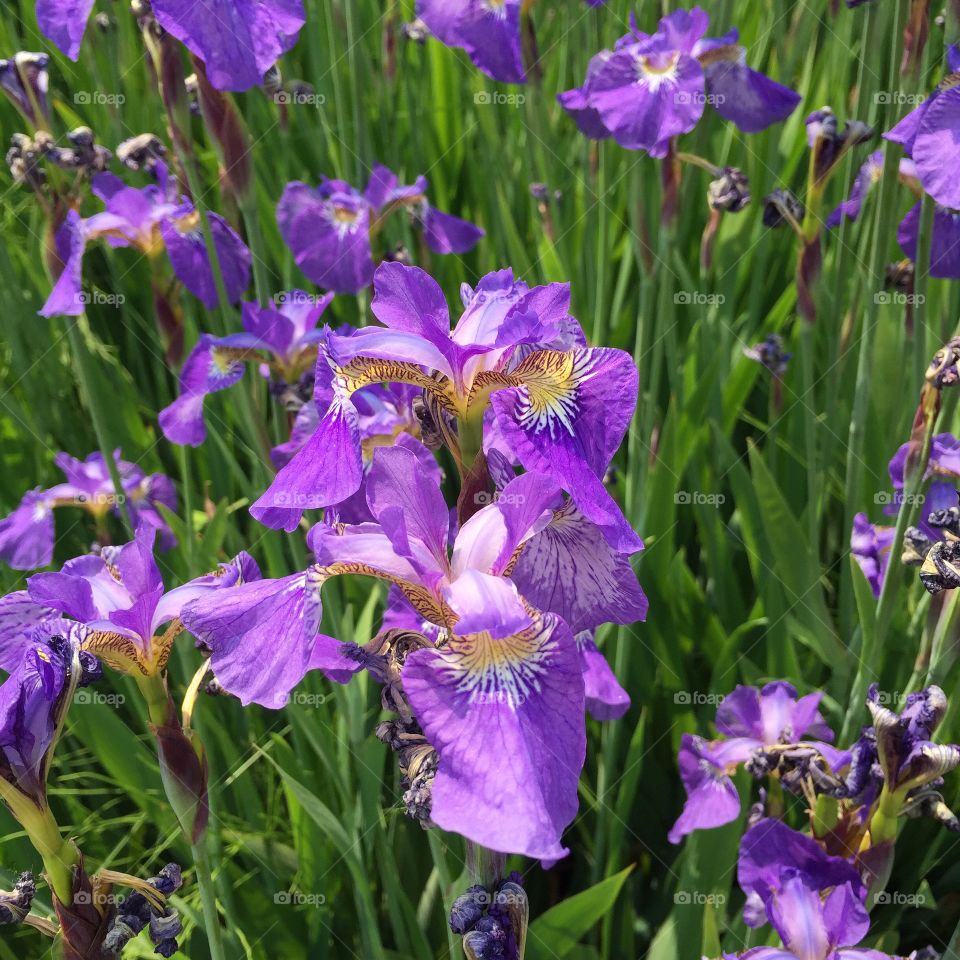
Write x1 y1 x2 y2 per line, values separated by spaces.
767 874 831 960
37 0 94 60
403 613 585 859
511 500 647 632
0 592 60 671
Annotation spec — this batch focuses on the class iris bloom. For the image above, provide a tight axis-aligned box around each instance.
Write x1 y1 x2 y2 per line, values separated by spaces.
852 433 960 596
669 682 847 843
827 150 960 280
0 450 176 570
183 445 645 858
41 161 251 317
251 262 640 556
159 291 334 446
278 164 483 294
36 0 305 91
883 46 960 211
0 636 81 807
416 0 525 84
0 526 258 680
558 7 800 156
725 820 893 960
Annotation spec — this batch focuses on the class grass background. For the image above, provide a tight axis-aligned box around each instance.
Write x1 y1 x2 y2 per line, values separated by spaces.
1 0 960 956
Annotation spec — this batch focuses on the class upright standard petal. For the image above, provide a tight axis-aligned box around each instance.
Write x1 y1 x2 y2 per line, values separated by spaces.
403 613 585 860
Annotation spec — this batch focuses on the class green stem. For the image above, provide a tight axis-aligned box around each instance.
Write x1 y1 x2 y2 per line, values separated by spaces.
240 194 272 308
65 319 135 534
191 840 227 960
427 830 458 958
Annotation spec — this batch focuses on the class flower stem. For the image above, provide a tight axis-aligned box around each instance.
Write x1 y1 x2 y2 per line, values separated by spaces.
191 839 226 960
65 318 135 535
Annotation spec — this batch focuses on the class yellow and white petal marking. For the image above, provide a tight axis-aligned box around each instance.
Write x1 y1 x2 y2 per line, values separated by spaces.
635 50 681 91
332 356 457 414
431 616 557 710
511 350 602 440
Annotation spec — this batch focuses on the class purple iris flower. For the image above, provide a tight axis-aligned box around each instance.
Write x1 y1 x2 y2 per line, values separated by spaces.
183 446 612 858
558 7 801 156
0 526 258 679
0 636 76 805
850 515 895 598
41 161 251 317
737 819 868 931
727 820 887 960
866 685 960 796
416 0 525 84
251 262 641 555
0 53 50 128
160 291 334 446
883 46 960 211
669 682 846 844
897 202 960 280
278 164 483 294
0 450 177 571
36 1 305 91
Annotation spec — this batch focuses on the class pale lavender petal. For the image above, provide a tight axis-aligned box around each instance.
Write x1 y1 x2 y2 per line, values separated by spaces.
443 569 532 639
766 874 831 960
403 613 585 859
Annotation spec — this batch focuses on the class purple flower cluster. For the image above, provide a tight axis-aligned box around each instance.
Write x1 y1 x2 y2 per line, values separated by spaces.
0 450 176 570
675 683 959 960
